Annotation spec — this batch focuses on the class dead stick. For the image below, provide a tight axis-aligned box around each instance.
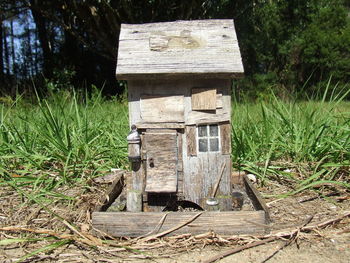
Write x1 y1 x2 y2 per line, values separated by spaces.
270 211 350 237
203 236 278 263
211 163 226 198
260 238 293 263
139 212 203 242
137 212 170 239
260 216 314 263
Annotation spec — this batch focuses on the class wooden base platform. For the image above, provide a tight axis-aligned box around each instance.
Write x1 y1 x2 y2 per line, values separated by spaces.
92 172 270 237
93 210 267 237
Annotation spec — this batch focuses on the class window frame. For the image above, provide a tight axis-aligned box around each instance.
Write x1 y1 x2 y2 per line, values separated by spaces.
196 124 221 154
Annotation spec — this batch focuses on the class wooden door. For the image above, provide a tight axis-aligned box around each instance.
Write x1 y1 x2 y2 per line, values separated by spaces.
144 130 178 193
184 123 232 210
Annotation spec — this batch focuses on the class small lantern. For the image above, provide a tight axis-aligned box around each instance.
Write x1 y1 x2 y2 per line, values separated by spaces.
127 125 141 162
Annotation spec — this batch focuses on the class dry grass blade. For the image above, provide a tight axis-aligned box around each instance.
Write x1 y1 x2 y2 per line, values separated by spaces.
0 226 102 247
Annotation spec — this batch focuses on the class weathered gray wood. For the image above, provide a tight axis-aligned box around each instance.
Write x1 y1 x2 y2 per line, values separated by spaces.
116 20 244 79
185 125 197 156
92 210 267 237
127 79 231 126
135 122 185 129
127 190 143 212
220 122 231 155
216 93 223 109
243 175 271 223
186 111 230 125
127 79 232 211
140 95 184 122
95 172 125 212
129 162 144 192
144 131 178 193
177 130 184 197
183 152 232 210
191 88 216 111
126 169 143 212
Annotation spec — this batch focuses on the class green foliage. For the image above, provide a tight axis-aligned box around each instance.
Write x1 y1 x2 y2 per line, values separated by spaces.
231 90 350 192
45 68 76 94
1 89 349 202
2 0 350 99
237 0 350 98
0 91 129 186
293 2 350 88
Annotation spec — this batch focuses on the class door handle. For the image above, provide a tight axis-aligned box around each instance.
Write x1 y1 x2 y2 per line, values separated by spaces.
149 158 154 168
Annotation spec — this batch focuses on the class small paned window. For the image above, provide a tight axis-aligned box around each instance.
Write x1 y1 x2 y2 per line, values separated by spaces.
197 124 220 153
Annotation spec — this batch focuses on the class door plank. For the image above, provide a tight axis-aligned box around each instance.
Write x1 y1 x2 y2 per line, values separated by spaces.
144 132 178 193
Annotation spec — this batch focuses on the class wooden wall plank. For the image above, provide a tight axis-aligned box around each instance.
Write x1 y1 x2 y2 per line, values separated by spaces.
135 123 185 129
92 211 267 237
191 88 216 110
216 93 223 109
127 161 144 212
220 122 231 155
177 131 184 197
186 111 230 125
127 79 231 127
185 125 197 156
140 95 184 122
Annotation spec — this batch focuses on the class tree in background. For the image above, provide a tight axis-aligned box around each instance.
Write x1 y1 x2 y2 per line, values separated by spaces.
0 0 349 99
235 0 350 99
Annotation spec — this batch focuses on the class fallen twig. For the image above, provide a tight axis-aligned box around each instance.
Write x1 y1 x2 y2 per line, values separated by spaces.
203 236 278 263
137 212 170 239
260 215 314 263
138 212 203 242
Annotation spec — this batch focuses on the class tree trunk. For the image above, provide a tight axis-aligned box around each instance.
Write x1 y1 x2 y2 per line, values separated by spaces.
25 23 33 77
10 20 16 77
3 25 10 75
0 18 3 81
30 0 53 79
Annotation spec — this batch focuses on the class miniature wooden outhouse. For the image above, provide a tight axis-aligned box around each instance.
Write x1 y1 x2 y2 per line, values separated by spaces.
117 20 244 212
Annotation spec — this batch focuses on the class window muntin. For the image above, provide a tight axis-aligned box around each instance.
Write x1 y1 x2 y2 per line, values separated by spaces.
197 124 220 153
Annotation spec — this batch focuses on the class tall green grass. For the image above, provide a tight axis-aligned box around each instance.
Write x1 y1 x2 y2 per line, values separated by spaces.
0 90 349 200
232 94 350 194
0 91 129 203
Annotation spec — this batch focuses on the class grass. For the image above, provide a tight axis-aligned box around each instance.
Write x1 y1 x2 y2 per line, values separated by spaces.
0 89 349 262
232 94 350 194
0 91 129 200
0 90 349 198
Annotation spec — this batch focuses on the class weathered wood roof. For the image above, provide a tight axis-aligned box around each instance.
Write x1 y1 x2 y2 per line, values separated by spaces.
116 20 244 79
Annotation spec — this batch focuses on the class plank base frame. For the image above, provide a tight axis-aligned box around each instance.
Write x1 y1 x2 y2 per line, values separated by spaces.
92 210 267 237
92 172 270 237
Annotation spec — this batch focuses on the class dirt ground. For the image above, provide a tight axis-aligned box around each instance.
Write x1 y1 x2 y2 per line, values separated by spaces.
1 178 349 263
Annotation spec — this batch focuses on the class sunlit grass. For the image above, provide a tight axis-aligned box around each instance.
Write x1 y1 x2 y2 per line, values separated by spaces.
232 94 350 194
0 91 129 205
0 90 349 201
